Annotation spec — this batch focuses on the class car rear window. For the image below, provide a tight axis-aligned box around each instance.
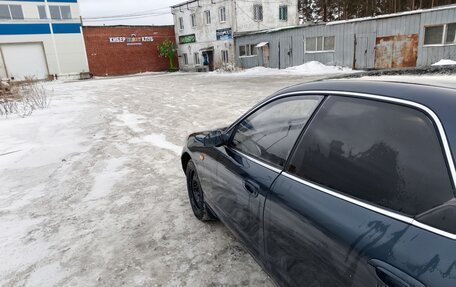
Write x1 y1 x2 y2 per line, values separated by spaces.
287 96 454 216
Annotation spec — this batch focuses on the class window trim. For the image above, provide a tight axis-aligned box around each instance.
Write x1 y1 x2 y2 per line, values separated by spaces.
305 36 336 53
193 52 200 65
204 10 211 25
223 90 456 240
59 5 71 20
423 23 456 47
178 16 184 30
37 5 47 19
190 13 196 28
221 49 229 63
282 171 456 240
279 5 288 21
239 44 257 58
253 4 263 22
0 4 24 20
219 6 226 23
49 5 72 20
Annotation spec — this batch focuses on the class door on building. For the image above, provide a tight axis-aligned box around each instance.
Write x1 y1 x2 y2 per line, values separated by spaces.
374 34 418 69
203 51 214 71
262 45 270 68
256 42 270 68
354 33 376 69
354 35 369 70
1 43 49 81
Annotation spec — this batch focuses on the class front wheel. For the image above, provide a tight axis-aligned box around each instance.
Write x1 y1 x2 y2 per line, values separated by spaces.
186 160 216 221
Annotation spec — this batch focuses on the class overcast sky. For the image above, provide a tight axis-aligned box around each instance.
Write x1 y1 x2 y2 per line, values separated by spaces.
79 0 184 26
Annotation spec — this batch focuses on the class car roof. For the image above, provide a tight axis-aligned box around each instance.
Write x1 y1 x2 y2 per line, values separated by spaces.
271 80 456 106
270 80 456 173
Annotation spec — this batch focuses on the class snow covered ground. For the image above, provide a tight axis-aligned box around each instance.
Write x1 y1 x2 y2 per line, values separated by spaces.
1 71 455 287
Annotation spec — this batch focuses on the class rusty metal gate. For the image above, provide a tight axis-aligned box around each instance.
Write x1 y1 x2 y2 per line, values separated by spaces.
374 34 418 69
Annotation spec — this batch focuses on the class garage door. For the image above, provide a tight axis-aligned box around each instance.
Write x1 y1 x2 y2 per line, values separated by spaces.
1 43 49 81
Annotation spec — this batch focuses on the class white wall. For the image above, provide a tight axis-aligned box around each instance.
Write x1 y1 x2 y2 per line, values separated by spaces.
0 1 80 22
0 1 88 79
172 0 236 70
172 0 299 70
234 0 299 33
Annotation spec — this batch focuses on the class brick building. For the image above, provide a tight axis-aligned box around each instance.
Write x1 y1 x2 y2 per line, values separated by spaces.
83 26 178 76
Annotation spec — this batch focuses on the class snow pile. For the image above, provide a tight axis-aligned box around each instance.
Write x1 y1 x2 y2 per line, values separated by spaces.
432 59 456 66
213 61 357 76
287 61 355 74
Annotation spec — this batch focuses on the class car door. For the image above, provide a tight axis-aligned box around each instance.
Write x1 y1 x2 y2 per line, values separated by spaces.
264 95 456 287
209 95 323 258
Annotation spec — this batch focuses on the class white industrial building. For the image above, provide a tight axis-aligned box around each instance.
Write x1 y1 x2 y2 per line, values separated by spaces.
171 0 299 71
0 0 89 81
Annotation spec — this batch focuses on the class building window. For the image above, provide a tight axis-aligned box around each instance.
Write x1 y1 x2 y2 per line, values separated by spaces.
305 36 335 52
194 52 200 65
60 6 71 19
445 23 456 44
221 50 229 63
191 13 196 28
424 23 456 45
179 17 184 30
219 6 226 22
239 44 257 57
37 5 47 19
49 5 72 20
253 4 263 21
0 4 24 20
183 53 188 65
204 10 211 25
279 5 288 21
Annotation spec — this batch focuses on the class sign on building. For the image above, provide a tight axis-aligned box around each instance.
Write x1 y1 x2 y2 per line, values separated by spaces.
179 34 196 44
109 34 154 46
216 28 232 41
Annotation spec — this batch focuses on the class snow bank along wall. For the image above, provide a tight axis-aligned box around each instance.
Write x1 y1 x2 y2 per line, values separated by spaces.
83 26 178 76
0 0 89 81
235 4 456 70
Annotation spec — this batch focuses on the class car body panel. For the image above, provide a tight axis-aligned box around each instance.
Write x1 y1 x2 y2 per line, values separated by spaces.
182 80 456 287
209 146 280 258
265 174 456 287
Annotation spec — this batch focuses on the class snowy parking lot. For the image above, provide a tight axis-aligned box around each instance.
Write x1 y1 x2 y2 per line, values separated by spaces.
1 71 456 286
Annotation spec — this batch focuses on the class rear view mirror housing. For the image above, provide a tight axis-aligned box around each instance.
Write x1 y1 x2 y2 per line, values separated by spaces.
203 130 230 147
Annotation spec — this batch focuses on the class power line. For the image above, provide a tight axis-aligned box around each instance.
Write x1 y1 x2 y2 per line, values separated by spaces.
82 5 172 21
83 12 170 22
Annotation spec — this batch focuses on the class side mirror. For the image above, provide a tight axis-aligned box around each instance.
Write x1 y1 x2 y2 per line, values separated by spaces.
203 130 230 147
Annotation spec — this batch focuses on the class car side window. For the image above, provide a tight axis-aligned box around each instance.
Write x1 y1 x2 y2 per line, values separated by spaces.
287 96 454 216
231 96 323 168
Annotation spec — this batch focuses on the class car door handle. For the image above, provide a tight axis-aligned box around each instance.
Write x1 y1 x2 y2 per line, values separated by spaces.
369 259 425 287
244 180 259 198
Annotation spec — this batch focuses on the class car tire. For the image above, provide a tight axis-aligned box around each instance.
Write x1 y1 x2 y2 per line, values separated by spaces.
186 160 216 221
